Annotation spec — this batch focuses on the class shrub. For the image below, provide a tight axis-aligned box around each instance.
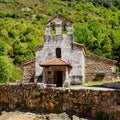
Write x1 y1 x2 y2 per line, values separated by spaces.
95 111 115 120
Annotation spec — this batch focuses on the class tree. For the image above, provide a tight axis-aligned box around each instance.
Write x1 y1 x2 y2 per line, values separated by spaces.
0 41 7 56
0 56 14 83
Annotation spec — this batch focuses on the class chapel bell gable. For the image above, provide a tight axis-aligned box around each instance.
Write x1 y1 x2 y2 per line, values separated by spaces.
45 14 73 35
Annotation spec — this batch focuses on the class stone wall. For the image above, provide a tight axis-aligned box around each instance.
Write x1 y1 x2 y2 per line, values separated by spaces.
0 83 120 119
85 54 117 81
22 58 35 83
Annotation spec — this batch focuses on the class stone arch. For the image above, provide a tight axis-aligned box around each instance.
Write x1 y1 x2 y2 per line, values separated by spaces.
62 22 67 34
50 22 56 34
56 47 61 58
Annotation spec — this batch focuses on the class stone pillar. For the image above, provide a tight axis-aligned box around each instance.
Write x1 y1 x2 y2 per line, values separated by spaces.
63 66 70 87
67 23 73 34
66 66 69 80
45 25 51 35
56 23 62 35
34 76 38 83
42 67 46 83
82 53 85 83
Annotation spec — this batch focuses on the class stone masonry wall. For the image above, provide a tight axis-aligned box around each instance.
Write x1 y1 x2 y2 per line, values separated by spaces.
85 54 117 81
22 59 35 83
0 84 120 119
35 34 85 84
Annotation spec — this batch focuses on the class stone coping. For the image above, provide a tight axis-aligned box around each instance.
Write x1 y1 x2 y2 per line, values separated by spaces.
103 82 120 89
0 83 119 91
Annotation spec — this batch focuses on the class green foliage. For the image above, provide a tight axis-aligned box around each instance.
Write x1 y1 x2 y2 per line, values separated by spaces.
12 67 22 81
0 56 14 83
8 11 20 18
0 41 7 56
95 111 115 120
0 0 18 3
0 56 22 83
36 14 47 22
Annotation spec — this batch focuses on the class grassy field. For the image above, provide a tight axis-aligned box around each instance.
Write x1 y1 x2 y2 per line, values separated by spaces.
83 78 120 87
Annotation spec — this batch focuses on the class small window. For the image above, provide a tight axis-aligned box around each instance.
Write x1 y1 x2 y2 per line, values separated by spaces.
56 48 61 58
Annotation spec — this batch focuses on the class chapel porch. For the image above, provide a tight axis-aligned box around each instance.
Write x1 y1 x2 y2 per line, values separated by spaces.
40 58 72 87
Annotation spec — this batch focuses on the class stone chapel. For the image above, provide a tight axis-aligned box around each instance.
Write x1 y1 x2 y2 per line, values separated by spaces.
22 14 117 87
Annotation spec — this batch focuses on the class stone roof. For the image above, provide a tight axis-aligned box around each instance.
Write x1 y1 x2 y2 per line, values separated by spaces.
73 42 85 48
86 54 117 64
40 58 72 67
35 45 43 51
22 58 35 66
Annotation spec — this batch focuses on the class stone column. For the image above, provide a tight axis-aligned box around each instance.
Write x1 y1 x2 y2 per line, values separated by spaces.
45 25 51 35
56 23 62 35
66 66 69 80
34 76 38 83
63 66 70 87
67 23 73 34
42 67 46 83
82 54 85 83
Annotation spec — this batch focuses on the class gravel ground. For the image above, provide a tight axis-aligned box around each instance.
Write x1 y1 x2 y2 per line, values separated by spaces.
0 110 94 120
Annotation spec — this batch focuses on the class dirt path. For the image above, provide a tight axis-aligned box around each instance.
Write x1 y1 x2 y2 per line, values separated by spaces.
0 111 36 120
0 110 93 120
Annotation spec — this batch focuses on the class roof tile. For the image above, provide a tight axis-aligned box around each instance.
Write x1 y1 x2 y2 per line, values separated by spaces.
40 58 71 67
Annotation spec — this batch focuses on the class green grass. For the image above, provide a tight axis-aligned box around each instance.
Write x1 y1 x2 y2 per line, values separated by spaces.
83 79 120 87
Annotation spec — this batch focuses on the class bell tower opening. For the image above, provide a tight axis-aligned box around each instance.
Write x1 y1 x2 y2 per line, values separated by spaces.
51 22 56 34
56 48 61 58
62 22 67 34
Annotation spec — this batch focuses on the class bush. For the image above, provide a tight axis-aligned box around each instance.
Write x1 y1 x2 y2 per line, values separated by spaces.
95 111 115 120
0 12 5 18
0 41 7 56
8 11 20 18
0 56 14 83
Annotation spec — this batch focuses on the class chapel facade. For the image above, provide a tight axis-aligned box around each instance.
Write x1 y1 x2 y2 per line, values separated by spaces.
22 14 117 87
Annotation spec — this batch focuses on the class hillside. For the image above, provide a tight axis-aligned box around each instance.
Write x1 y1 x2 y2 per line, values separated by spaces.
0 0 120 82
